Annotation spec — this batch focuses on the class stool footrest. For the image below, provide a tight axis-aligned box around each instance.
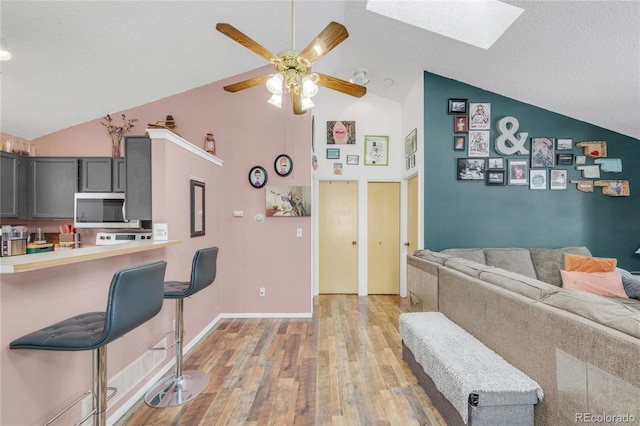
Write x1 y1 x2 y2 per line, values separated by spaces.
148 330 176 351
45 387 117 426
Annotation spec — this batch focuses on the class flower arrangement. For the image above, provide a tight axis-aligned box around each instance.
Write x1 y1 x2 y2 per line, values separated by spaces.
102 114 138 157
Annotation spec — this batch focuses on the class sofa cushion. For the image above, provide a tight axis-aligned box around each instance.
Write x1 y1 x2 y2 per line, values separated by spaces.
480 268 561 300
564 253 617 273
444 258 491 278
617 268 640 300
440 249 486 264
484 248 537 279
560 270 628 299
540 289 640 339
530 247 592 286
413 249 452 265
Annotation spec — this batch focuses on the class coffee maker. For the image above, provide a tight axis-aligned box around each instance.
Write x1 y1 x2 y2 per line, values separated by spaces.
1 225 27 257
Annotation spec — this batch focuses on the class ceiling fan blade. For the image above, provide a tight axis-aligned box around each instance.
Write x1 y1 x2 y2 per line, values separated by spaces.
216 23 277 62
223 74 271 93
291 92 306 115
316 73 367 98
298 22 349 63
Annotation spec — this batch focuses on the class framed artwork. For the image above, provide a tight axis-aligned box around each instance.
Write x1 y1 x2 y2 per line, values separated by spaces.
265 186 311 217
333 163 343 175
274 154 293 177
550 169 568 190
486 170 506 186
326 148 340 159
346 155 359 165
457 158 486 181
557 153 574 165
468 131 490 157
530 137 555 167
190 179 205 237
405 128 417 157
448 98 468 114
575 155 587 165
487 157 504 170
454 115 468 133
327 120 355 144
410 154 416 168
454 136 465 151
364 135 389 166
249 166 267 188
556 138 573 150
469 103 491 130
508 159 528 185
529 169 547 190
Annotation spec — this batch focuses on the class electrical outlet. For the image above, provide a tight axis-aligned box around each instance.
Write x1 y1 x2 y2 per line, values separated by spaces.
296 228 302 237
259 287 266 297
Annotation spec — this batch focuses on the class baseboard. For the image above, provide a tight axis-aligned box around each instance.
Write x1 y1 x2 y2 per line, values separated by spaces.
220 312 313 319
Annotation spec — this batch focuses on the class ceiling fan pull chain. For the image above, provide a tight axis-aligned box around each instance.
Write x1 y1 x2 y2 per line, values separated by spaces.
291 0 296 51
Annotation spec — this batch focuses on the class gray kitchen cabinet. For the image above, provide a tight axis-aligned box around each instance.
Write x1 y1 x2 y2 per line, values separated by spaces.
124 136 152 220
29 157 78 219
112 158 126 192
79 157 113 192
0 152 28 218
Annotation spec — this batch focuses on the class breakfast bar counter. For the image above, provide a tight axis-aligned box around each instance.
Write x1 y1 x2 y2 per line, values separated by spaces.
0 240 181 274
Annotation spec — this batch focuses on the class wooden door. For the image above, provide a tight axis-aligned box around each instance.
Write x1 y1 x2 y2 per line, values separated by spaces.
367 182 400 294
319 181 358 293
407 175 419 255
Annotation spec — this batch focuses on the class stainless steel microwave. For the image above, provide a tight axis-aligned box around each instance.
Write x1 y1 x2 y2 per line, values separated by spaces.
74 193 140 229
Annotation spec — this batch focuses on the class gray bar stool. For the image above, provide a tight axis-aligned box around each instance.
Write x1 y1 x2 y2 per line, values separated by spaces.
10 260 167 426
144 246 219 408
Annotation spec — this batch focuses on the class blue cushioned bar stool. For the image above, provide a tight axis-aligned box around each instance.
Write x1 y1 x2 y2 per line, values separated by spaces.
144 246 219 408
10 261 167 426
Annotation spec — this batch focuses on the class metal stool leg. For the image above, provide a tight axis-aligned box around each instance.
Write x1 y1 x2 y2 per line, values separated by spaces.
144 299 209 407
94 346 107 426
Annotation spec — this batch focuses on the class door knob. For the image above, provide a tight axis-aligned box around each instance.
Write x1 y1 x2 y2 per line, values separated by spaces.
379 241 382 245
352 241 357 245
404 242 410 246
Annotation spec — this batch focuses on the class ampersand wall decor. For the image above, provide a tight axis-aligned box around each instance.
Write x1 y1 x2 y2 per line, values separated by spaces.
495 116 529 155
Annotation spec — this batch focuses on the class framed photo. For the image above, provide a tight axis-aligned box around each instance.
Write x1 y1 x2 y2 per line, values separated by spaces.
487 157 504 170
326 148 340 159
249 166 267 188
448 98 468 114
190 179 205 237
550 169 568 190
529 169 547 190
576 155 586 165
556 138 573 150
274 154 293 177
404 128 417 157
327 121 355 144
508 159 528 185
468 131 490 157
454 115 468 133
346 155 359 165
333 163 343 175
469 103 491 130
557 153 574 165
410 154 416 168
454 136 465 151
457 158 486 181
265 186 311 217
364 135 389 166
530 137 555 167
486 170 506 186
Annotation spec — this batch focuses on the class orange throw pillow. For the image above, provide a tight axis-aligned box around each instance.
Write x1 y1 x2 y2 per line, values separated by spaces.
560 270 628 299
564 253 616 273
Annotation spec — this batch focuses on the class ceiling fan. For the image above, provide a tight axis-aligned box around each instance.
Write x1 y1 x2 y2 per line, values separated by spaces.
215 2 366 115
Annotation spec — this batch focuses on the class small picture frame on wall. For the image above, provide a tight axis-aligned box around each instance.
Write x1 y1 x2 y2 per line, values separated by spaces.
468 131 490 157
486 170 506 185
575 155 587 165
326 148 340 159
550 169 568 190
457 158 486 181
364 135 389 166
346 155 359 165
508 159 528 185
454 116 468 133
274 154 293 177
404 128 417 157
556 138 573 150
530 137 555 168
410 154 416 168
487 157 504 170
557 153 574 165
448 98 468 114
454 136 465 151
469 103 491 130
529 169 547 190
249 166 267 188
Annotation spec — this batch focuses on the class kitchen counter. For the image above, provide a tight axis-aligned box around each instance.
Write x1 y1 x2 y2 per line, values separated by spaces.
0 240 181 274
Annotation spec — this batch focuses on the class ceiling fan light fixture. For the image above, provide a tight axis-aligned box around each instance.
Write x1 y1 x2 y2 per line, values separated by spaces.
301 96 315 111
301 76 319 98
268 93 283 108
266 73 284 94
349 68 369 86
0 40 12 61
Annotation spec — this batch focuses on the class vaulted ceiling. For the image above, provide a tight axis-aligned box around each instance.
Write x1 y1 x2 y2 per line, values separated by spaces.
1 1 638 141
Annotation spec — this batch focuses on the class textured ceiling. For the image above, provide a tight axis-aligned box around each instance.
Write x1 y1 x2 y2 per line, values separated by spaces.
1 1 638 141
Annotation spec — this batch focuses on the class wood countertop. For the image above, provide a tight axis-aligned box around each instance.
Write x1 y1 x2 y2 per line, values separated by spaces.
0 240 181 274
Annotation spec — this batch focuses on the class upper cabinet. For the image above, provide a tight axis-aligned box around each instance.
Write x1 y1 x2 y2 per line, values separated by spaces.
79 157 125 192
29 157 79 219
0 152 28 219
124 136 152 221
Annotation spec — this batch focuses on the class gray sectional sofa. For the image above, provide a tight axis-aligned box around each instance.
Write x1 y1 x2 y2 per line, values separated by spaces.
407 247 640 425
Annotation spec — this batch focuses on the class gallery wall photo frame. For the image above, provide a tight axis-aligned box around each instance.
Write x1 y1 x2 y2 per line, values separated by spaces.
364 135 389 166
454 135 465 151
487 157 504 170
326 148 340 159
346 155 359 165
274 154 293 177
249 166 267 188
457 158 486 181
550 169 568 190
448 98 468 114
469 103 491 130
557 153 574 165
454 115 468 133
529 169 547 190
556 138 573 150
530 137 555 168
508 159 528 185
404 128 417 158
468 131 490 157
486 170 506 186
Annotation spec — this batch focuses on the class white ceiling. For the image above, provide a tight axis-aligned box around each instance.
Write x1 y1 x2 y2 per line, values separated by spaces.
1 1 638 141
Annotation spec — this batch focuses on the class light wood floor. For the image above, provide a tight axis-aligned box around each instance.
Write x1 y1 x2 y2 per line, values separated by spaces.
115 295 447 426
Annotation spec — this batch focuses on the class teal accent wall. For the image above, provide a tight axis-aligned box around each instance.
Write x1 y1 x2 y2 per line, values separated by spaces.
423 72 640 271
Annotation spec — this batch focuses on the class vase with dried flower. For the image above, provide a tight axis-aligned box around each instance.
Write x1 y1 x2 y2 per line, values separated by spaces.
101 114 138 157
